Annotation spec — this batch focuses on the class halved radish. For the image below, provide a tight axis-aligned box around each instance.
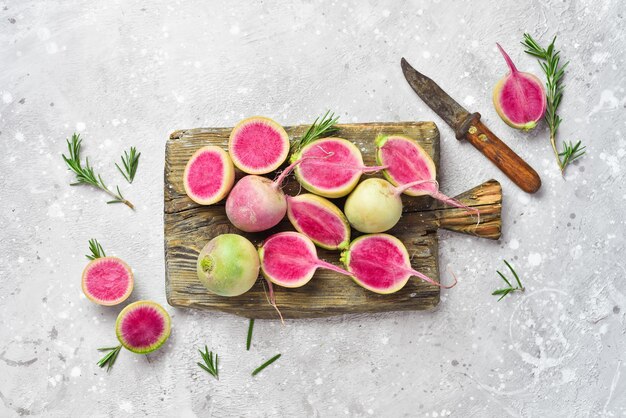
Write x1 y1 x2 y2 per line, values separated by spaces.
376 134 479 221
183 146 235 205
286 194 350 250
292 137 386 198
259 232 351 288
115 301 171 354
340 234 456 294
228 116 290 175
82 257 133 306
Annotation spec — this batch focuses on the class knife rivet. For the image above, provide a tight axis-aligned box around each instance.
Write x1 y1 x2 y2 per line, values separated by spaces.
468 126 477 135
478 134 488 142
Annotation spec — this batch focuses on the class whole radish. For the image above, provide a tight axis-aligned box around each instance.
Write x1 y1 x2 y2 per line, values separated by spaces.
344 178 436 233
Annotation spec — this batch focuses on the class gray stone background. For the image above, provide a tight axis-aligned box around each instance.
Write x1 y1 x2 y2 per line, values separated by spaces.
1 0 624 416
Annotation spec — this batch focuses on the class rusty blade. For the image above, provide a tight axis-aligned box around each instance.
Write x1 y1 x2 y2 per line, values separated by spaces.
401 57 470 132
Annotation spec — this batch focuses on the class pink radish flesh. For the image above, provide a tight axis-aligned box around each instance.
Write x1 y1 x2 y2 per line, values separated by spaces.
493 43 547 130
342 234 456 294
229 117 289 174
286 194 350 250
260 232 350 287
295 138 386 197
183 146 234 205
376 135 479 223
116 301 171 354
82 257 133 306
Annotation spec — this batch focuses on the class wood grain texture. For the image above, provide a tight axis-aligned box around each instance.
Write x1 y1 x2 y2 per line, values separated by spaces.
164 122 502 318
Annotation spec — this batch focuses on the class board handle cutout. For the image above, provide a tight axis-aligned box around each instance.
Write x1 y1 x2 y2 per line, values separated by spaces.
436 179 502 240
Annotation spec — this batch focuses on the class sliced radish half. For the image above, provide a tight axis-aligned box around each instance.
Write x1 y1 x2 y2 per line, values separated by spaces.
183 145 235 205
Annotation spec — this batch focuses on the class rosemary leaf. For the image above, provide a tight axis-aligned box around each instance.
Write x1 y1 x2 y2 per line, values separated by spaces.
86 238 106 260
62 134 134 209
252 354 281 376
97 345 122 372
115 146 141 184
290 111 339 155
521 34 585 174
197 346 219 380
246 319 254 351
492 260 524 301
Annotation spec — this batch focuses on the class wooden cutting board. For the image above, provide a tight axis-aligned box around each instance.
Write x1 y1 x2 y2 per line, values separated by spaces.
164 122 502 319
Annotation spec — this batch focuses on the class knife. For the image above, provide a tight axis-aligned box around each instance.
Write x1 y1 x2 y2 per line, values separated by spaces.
400 57 541 194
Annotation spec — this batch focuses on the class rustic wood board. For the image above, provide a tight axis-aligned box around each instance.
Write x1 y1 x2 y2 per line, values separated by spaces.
164 122 502 319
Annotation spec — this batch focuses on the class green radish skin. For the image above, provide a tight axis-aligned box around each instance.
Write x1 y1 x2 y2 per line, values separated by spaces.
197 234 260 296
115 301 171 354
344 178 436 233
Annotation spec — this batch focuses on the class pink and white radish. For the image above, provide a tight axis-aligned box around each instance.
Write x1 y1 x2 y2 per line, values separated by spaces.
116 301 171 354
259 232 351 288
493 43 547 131
375 134 479 222
286 194 350 251
344 178 436 233
225 158 303 232
293 137 387 198
82 257 134 306
183 146 235 205
341 234 456 294
228 116 290 174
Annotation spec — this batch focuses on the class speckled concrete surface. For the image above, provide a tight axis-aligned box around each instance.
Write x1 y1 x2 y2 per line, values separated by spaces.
1 1 624 417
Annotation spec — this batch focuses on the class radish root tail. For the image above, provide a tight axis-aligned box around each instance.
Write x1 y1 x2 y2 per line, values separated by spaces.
430 190 481 227
262 278 284 325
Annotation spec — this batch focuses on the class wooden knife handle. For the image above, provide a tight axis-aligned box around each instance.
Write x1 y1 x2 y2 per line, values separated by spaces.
462 114 541 194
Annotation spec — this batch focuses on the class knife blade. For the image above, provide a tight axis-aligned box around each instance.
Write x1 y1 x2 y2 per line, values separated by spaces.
401 57 541 194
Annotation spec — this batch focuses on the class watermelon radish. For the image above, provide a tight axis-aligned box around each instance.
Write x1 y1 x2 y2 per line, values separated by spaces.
375 134 480 222
228 116 290 174
340 234 457 294
197 234 260 296
225 154 325 232
292 137 387 198
82 257 133 306
97 300 172 371
493 43 547 131
286 194 350 250
183 146 235 205
344 178 437 233
116 301 171 353
259 232 351 288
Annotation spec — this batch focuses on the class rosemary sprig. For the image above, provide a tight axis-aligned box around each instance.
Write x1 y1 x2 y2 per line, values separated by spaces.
290 111 339 155
246 318 254 351
115 146 141 184
62 134 134 209
492 260 524 301
86 238 106 260
252 354 281 376
197 346 219 380
522 33 585 174
97 345 122 372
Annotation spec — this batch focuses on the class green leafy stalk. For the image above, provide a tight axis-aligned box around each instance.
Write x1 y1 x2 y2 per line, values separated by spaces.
97 345 122 372
252 354 281 376
86 238 106 260
115 146 141 184
522 34 585 174
62 134 134 209
197 346 219 380
246 318 254 351
290 111 339 156
492 259 524 301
